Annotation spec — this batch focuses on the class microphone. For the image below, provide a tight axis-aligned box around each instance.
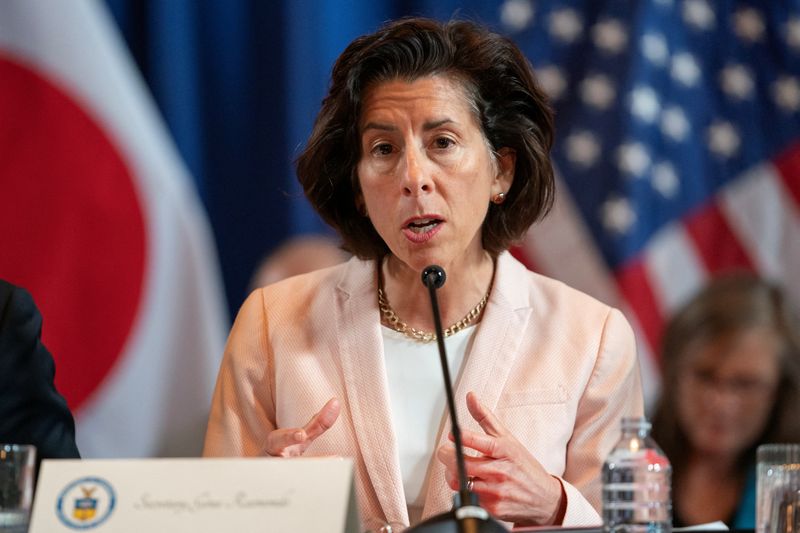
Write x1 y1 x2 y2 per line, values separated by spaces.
407 266 507 533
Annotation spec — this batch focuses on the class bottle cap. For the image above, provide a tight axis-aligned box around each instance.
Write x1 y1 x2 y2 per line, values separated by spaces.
620 416 652 431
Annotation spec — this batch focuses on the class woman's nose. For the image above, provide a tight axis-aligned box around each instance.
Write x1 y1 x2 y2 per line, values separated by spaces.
402 147 432 196
703 380 743 411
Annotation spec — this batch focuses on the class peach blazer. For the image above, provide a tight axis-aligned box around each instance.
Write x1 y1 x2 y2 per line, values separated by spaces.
203 252 643 532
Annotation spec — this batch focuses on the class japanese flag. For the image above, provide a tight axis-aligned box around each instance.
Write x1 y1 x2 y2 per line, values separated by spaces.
0 0 227 457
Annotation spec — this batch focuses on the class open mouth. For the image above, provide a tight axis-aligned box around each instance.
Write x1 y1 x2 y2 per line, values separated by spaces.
406 218 442 233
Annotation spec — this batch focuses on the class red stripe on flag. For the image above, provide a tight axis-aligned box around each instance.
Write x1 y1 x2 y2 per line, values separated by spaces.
773 142 800 207
615 258 663 356
683 203 754 274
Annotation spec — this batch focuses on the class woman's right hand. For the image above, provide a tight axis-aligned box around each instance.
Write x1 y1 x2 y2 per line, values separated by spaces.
265 398 340 457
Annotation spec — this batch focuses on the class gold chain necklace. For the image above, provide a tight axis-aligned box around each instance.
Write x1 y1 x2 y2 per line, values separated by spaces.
377 284 489 343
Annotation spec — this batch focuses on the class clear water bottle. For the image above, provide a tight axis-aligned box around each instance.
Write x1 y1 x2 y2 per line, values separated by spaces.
602 417 672 533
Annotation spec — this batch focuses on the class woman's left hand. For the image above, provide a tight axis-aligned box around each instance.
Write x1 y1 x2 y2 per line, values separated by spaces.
436 391 566 526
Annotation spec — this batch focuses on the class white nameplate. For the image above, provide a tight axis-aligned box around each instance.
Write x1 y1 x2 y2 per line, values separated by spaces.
29 457 358 533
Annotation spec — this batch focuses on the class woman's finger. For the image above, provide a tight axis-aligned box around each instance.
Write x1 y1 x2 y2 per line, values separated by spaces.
436 442 455 469
451 427 504 458
437 441 497 481
303 398 341 441
466 391 507 438
443 467 459 491
438 445 501 499
265 398 340 456
265 427 307 456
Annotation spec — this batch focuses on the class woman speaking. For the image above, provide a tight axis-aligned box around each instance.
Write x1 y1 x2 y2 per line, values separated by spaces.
203 17 643 532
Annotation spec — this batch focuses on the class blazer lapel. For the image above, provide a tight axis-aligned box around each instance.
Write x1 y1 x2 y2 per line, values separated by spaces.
335 259 409 526
420 252 532 520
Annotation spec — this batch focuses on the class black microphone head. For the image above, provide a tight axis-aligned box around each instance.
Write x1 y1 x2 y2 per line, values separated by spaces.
422 265 446 289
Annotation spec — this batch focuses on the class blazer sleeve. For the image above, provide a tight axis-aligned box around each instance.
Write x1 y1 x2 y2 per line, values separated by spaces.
558 307 644 525
0 282 81 461
203 289 277 456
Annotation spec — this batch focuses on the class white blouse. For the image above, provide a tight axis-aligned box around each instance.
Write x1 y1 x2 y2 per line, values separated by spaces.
382 324 477 524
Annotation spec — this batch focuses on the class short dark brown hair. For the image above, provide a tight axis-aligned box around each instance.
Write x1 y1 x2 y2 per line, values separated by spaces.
652 274 800 476
296 17 555 259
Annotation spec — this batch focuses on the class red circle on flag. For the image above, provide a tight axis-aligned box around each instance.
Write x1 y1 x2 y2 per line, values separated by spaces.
0 56 147 412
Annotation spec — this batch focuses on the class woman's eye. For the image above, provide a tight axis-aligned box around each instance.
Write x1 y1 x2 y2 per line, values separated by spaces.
372 143 393 156
433 137 455 149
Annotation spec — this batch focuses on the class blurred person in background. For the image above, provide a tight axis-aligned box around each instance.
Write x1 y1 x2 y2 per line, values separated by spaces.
0 280 81 466
249 234 349 289
652 273 800 529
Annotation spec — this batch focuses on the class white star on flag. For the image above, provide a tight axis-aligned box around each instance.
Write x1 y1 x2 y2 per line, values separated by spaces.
787 18 800 51
500 0 535 33
773 76 800 112
720 64 755 100
536 65 567 100
732 8 765 43
652 162 680 198
683 0 716 31
617 141 652 177
601 195 637 235
641 33 669 66
565 130 601 168
707 121 741 158
581 74 616 110
630 86 661 123
592 19 628 54
548 8 584 43
661 106 691 142
671 52 702 87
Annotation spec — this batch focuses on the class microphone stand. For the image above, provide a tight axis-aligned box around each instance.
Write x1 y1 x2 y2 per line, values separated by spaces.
406 266 507 533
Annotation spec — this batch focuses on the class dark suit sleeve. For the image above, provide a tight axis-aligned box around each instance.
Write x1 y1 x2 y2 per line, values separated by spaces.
0 281 81 460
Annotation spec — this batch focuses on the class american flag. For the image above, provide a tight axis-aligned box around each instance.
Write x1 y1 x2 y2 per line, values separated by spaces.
490 0 800 404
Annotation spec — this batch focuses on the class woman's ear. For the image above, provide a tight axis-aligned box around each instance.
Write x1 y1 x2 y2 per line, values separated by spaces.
494 147 516 194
